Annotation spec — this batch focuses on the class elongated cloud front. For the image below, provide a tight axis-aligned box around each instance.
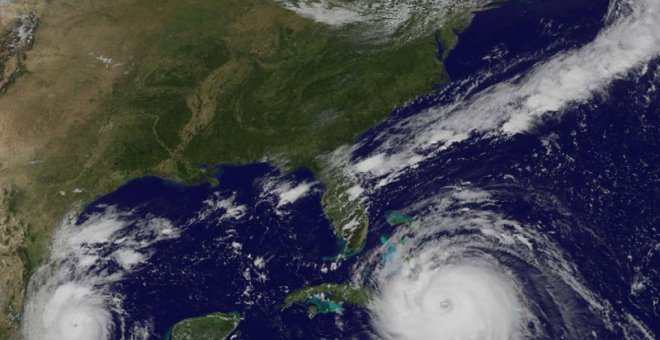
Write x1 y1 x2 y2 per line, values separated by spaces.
352 0 660 183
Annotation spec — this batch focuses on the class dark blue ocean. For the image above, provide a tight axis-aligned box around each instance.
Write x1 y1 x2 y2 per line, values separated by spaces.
66 0 658 338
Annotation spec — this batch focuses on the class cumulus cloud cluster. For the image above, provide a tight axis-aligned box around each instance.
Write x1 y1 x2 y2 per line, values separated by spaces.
259 176 318 215
276 0 489 43
21 186 257 340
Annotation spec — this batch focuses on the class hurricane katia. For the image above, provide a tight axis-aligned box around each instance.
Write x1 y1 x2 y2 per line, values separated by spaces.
39 284 111 340
22 207 179 340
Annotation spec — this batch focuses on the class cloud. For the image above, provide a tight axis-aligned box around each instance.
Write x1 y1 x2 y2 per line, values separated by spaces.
351 0 660 184
279 1 365 26
276 0 489 43
22 208 180 340
360 186 654 339
275 181 314 207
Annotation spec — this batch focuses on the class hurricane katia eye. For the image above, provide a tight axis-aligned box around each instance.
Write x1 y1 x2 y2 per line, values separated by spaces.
21 208 179 340
39 284 111 340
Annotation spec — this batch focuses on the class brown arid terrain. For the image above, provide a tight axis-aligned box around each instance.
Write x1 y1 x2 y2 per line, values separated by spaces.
0 0 123 335
0 1 191 336
0 1 42 90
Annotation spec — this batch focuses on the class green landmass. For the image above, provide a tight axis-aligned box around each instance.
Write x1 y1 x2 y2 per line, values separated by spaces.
0 0 492 336
282 283 372 312
319 168 370 254
171 312 240 340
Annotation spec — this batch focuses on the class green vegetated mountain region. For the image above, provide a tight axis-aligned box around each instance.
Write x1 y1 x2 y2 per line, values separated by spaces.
170 312 240 340
0 0 489 337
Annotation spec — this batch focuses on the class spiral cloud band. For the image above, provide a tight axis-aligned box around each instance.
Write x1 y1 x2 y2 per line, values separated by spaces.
358 187 653 339
22 207 180 340
39 284 112 340
372 261 523 340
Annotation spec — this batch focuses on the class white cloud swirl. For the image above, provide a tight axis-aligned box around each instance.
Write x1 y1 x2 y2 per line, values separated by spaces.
372 262 523 340
21 207 179 340
38 284 112 340
358 187 655 339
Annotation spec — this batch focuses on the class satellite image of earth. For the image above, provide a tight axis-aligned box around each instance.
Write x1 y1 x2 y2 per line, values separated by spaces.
0 0 658 339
